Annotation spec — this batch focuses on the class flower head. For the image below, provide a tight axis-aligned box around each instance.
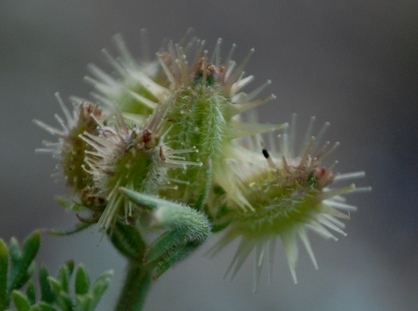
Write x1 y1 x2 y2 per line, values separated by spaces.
209 115 370 288
80 102 203 229
85 31 282 210
85 31 163 117
34 94 104 199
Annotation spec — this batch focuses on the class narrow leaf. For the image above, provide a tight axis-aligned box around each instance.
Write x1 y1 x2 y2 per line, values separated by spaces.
9 231 41 293
89 270 113 310
38 266 55 303
8 238 22 290
57 262 73 293
55 291 74 311
47 276 62 293
0 239 8 311
41 223 92 237
65 261 75 276
12 291 30 311
25 281 36 304
75 265 89 296
75 296 91 311
8 238 21 263
108 221 146 260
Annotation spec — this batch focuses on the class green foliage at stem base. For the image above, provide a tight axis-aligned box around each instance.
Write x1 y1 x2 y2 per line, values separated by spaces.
0 232 112 311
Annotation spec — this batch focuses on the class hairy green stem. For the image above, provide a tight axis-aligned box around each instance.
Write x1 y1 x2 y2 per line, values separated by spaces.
108 221 153 311
115 261 153 311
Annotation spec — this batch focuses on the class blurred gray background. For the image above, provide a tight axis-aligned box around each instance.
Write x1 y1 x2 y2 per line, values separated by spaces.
1 1 417 310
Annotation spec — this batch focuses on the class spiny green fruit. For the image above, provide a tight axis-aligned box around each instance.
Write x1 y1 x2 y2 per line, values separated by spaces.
155 40 282 209
34 95 104 205
208 115 370 287
81 34 281 228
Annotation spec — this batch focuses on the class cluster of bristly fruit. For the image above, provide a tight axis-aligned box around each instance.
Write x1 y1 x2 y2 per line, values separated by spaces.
36 31 367 285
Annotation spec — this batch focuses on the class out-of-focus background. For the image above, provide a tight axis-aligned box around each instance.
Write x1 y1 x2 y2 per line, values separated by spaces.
1 1 417 310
